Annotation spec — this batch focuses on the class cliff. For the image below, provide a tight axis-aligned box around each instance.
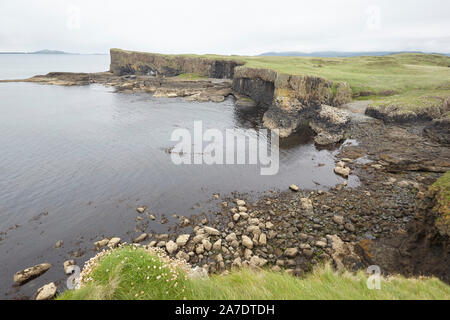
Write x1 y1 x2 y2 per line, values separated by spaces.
110 48 244 79
109 49 353 139
232 67 352 138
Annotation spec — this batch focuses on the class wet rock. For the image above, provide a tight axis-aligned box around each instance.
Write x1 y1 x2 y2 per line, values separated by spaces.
35 282 57 300
63 260 75 275
334 162 351 178
134 233 147 243
176 234 190 247
108 237 121 248
14 263 52 285
94 238 109 249
136 206 147 214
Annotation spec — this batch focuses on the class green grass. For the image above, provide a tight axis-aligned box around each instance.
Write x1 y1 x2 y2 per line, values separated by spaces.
57 246 450 300
431 171 450 234
175 73 208 80
238 54 450 110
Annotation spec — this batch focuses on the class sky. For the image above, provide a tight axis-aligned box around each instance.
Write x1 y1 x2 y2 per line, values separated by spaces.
0 0 449 55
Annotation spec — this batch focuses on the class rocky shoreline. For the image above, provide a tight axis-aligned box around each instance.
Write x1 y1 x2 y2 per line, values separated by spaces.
4 49 449 299
13 117 449 300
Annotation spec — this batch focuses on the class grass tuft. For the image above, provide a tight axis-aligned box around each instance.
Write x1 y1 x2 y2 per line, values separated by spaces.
57 246 450 300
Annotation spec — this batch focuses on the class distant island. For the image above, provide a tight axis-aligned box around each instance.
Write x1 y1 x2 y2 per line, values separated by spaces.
0 49 107 55
259 51 450 57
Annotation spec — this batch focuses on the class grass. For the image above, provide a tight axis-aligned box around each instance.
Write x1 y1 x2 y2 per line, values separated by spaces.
57 246 450 300
175 73 208 80
431 171 450 235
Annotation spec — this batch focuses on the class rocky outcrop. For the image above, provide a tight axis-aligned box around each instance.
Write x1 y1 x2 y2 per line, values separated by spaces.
110 48 244 79
309 105 350 145
232 67 352 138
366 97 449 124
423 118 450 145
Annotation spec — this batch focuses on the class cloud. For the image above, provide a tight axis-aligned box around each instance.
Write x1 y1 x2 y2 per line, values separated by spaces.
0 0 449 54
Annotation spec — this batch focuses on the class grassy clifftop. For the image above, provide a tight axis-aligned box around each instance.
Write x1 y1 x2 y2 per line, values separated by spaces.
241 53 450 113
113 49 450 116
58 245 450 300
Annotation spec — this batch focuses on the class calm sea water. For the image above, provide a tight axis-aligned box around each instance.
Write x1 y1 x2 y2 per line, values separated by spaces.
0 54 110 79
0 54 357 299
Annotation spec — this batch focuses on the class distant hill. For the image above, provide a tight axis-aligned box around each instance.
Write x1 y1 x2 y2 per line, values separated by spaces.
259 51 450 57
30 49 71 54
0 49 74 55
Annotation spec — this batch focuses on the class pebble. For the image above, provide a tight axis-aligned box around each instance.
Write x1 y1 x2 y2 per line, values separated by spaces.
289 184 299 192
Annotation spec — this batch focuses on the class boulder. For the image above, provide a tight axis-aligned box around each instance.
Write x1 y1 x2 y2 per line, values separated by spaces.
14 263 52 285
63 260 76 275
176 234 190 247
242 235 254 249
108 237 121 248
166 241 178 254
284 248 299 258
204 227 220 236
133 233 147 243
35 282 57 300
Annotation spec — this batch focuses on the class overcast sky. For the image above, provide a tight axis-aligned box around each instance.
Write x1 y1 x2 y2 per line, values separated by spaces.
1 0 449 55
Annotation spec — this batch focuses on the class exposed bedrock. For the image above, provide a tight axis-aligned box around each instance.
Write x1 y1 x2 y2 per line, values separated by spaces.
232 67 352 139
110 48 244 79
423 119 450 145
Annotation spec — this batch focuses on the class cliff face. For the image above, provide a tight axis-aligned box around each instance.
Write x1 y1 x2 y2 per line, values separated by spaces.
110 49 353 139
232 67 352 137
110 49 244 79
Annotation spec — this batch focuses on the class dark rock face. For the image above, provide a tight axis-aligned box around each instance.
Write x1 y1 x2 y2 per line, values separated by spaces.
232 67 352 138
232 77 275 106
110 49 243 79
423 119 450 145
